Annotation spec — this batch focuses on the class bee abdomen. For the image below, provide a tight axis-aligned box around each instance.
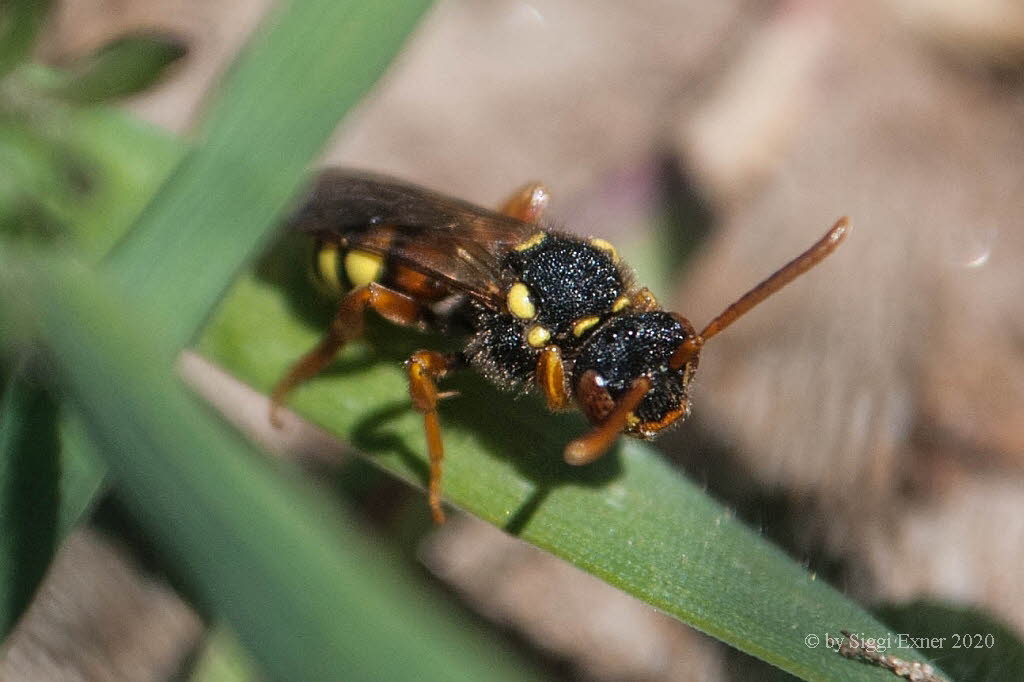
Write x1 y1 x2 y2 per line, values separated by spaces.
310 241 382 296
310 241 447 302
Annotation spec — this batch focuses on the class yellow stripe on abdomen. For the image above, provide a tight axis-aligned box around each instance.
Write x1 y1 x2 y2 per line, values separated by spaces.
313 243 344 295
344 249 385 289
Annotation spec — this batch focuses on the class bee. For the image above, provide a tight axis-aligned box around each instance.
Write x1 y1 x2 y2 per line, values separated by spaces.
270 170 849 523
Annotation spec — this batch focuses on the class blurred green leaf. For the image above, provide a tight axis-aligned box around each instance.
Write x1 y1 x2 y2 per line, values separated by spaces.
0 366 59 635
1 253 538 682
0 106 182 255
107 0 434 351
876 601 1024 682
51 33 187 104
0 105 178 643
0 367 104 641
189 625 263 682
0 0 52 77
198 241 944 681
55 407 106 536
2 0 435 658
0 60 184 255
0 122 64 241
45 108 183 257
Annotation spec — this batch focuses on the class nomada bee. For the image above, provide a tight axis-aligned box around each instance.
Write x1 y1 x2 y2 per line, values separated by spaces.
271 170 849 523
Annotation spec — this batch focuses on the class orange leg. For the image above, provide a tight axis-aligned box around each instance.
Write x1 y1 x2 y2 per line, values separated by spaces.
500 182 550 223
406 350 458 524
535 345 570 411
270 283 422 426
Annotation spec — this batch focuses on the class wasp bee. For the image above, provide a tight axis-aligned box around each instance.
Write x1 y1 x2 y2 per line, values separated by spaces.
270 170 849 523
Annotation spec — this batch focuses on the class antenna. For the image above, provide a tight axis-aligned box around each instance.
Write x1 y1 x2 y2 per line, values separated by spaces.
670 217 850 369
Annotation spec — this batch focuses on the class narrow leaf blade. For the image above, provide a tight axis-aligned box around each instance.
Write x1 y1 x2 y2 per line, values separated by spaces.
53 33 187 104
0 0 52 77
107 0 434 350
199 260 945 682
3 255 538 682
0 367 60 635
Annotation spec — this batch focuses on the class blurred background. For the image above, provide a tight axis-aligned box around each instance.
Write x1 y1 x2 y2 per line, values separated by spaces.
5 0 1024 679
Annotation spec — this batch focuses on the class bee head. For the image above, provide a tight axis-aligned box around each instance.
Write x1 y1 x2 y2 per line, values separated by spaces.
560 219 849 466
571 311 699 440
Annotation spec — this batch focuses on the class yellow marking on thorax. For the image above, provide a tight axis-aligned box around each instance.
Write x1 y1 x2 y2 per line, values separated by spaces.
507 282 537 319
612 295 631 312
526 325 551 348
589 238 619 263
315 244 343 295
572 315 601 337
344 249 385 288
514 232 546 252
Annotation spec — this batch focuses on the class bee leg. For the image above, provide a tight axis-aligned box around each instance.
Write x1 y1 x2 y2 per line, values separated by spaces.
270 283 422 427
500 182 550 223
406 350 459 524
535 345 571 410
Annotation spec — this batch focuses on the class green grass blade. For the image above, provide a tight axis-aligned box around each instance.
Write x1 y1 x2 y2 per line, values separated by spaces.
0 102 184 258
54 407 107 536
4 0 431 651
0 367 59 635
53 108 184 258
0 368 105 640
0 0 52 77
107 0 433 350
0 107 180 644
2 254 539 682
198 254 945 681
50 33 187 104
189 625 263 682
0 101 183 644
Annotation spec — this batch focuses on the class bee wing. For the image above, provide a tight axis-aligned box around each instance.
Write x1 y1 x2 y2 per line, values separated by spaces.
288 169 537 304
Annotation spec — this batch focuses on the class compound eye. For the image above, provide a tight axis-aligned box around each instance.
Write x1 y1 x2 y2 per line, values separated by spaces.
575 370 615 425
